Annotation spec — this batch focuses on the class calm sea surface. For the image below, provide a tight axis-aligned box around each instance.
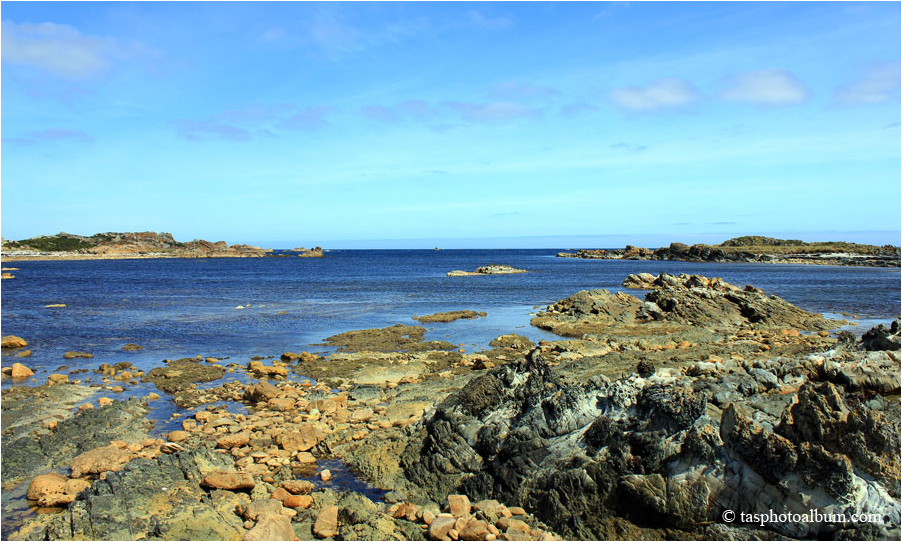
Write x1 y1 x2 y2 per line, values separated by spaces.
2 249 900 391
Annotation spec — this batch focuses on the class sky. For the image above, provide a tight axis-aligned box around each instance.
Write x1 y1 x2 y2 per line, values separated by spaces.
1 1 900 249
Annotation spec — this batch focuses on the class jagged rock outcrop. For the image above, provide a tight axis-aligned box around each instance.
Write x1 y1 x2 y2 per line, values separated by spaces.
401 344 901 540
861 319 901 351
532 273 834 336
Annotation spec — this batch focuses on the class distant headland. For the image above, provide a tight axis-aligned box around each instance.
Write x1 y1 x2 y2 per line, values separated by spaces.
557 236 901 268
0 231 270 261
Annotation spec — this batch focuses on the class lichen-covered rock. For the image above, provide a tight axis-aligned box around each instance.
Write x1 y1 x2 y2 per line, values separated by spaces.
19 446 243 540
2 397 150 489
143 358 226 394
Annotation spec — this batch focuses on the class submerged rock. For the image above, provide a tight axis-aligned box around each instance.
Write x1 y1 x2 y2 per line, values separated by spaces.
323 324 456 353
414 310 487 323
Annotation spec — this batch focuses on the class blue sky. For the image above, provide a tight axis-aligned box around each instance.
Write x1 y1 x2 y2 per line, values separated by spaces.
2 1 900 248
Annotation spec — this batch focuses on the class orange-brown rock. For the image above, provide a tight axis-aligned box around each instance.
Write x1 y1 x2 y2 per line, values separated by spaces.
280 480 315 495
448 494 471 517
201 472 255 491
10 362 34 379
167 430 190 442
27 473 68 501
429 515 457 540
216 432 250 449
460 519 492 541
47 373 70 385
63 351 94 359
70 445 133 477
284 494 313 509
241 512 295 541
1 335 28 348
313 505 339 538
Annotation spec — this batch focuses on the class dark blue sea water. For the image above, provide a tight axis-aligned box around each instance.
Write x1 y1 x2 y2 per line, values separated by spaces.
2 250 899 392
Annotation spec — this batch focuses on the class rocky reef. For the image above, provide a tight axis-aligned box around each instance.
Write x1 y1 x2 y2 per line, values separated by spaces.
1 231 268 260
557 236 901 268
447 265 528 277
531 272 834 337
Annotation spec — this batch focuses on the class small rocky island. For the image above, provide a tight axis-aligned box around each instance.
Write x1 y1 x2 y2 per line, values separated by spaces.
295 247 325 258
446 264 527 277
557 236 901 267
1 232 269 261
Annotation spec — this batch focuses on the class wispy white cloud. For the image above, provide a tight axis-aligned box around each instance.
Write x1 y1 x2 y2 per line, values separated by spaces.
398 99 438 119
488 81 560 100
611 142 648 152
609 78 702 111
834 62 901 105
358 99 542 125
174 104 335 141
466 10 512 30
361 105 400 123
560 102 600 118
264 9 431 58
1 20 148 78
720 69 810 106
443 101 541 122
279 106 335 131
172 120 252 142
3 128 93 145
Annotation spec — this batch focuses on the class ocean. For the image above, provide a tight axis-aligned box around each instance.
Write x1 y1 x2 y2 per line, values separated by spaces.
2 249 899 394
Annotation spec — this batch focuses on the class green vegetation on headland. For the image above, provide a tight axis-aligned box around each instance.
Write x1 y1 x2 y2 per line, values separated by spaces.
558 236 901 267
716 235 899 255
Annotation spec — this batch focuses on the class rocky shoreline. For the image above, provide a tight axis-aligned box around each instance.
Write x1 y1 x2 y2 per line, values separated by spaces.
557 236 901 268
2 273 900 541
